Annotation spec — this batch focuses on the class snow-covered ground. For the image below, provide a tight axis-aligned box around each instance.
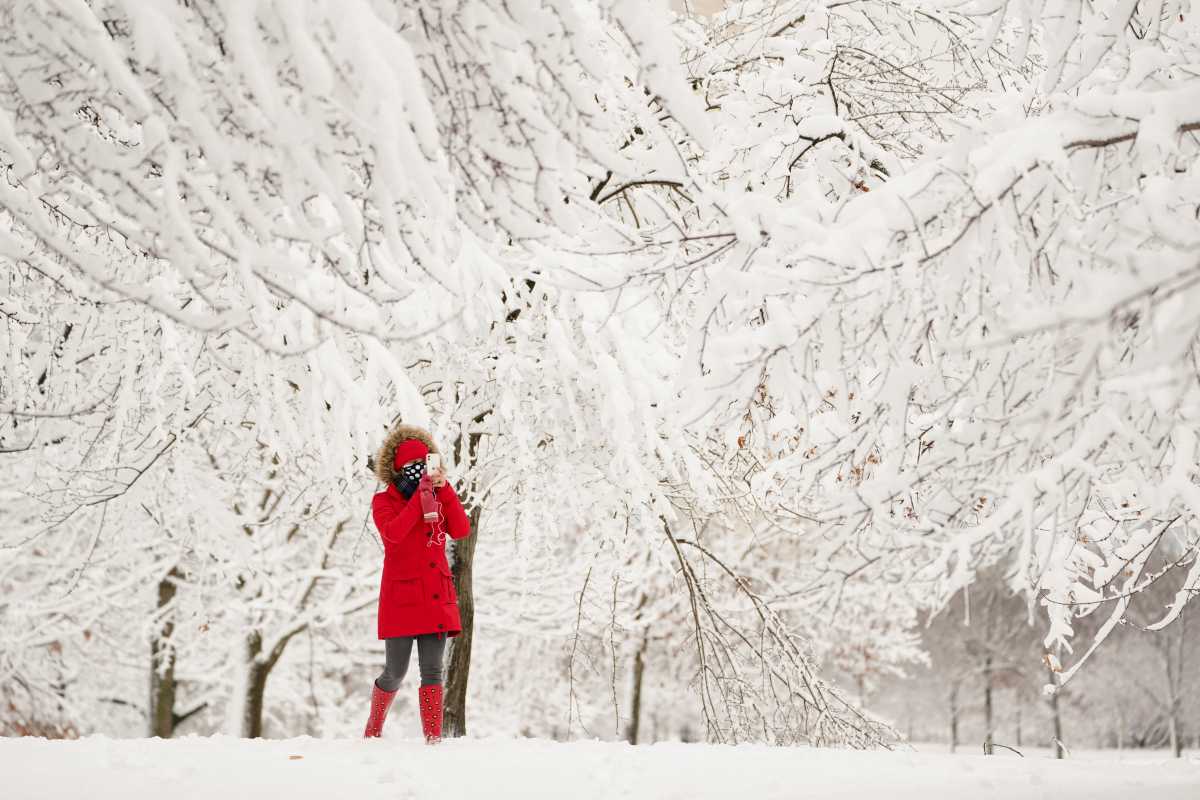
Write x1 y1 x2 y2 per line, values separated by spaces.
5 735 1198 800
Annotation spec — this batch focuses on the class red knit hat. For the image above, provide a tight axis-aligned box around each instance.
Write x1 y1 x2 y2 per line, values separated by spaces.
393 438 429 470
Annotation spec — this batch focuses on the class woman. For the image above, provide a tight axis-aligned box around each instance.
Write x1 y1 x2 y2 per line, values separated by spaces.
363 423 472 743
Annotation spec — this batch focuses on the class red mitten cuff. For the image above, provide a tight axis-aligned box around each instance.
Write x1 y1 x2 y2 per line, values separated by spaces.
418 475 438 522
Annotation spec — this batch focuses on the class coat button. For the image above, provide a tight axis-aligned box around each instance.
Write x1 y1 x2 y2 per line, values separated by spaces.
437 623 444 629
429 562 435 568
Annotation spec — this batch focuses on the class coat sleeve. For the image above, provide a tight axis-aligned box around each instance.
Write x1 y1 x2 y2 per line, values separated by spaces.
372 490 423 545
436 482 472 540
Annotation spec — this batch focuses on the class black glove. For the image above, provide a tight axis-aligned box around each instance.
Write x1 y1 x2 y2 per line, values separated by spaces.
394 459 426 499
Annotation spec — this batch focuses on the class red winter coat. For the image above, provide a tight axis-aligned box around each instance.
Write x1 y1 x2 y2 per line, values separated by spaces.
372 480 471 639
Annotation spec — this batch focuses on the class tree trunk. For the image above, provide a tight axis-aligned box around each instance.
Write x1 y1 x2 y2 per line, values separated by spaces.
443 502 481 738
1048 664 1064 759
626 633 648 744
230 628 290 738
244 659 270 739
949 682 959 753
148 566 182 737
983 655 994 755
1168 707 1181 758
1167 611 1185 758
443 410 487 739
1015 701 1021 748
1050 692 1063 758
228 630 267 738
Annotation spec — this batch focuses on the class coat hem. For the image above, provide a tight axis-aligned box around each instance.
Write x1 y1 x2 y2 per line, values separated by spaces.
377 627 462 640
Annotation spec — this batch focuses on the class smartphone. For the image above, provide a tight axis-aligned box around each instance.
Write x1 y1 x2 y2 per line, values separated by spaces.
425 453 442 473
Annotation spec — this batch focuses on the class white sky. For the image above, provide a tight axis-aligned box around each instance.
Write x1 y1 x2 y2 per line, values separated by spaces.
669 0 727 15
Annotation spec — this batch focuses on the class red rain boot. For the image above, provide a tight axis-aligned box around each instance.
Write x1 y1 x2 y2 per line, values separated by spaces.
418 684 443 744
364 681 398 738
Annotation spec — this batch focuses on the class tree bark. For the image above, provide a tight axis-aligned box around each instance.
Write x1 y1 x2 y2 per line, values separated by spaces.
949 682 959 753
443 415 488 739
443 501 481 738
229 630 268 739
1048 664 1064 759
1167 611 1186 758
983 654 994 755
1168 706 1181 758
232 627 295 738
244 657 270 739
1050 693 1063 758
626 632 648 744
148 566 182 738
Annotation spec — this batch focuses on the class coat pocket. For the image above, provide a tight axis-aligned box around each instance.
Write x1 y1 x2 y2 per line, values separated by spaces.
388 577 421 607
423 566 456 605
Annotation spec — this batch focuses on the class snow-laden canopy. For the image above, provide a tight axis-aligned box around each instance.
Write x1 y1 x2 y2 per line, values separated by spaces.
2 0 1198 743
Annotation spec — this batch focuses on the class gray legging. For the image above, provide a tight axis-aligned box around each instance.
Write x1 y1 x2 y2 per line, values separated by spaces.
375 633 447 692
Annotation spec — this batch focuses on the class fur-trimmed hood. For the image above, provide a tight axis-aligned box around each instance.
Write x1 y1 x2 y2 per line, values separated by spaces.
372 423 439 486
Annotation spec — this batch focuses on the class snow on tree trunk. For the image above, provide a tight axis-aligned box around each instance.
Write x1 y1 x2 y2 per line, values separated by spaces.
226 631 273 739
224 634 253 739
443 502 481 739
148 566 181 738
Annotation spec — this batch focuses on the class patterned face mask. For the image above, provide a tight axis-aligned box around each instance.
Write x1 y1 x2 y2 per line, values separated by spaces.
395 459 425 499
